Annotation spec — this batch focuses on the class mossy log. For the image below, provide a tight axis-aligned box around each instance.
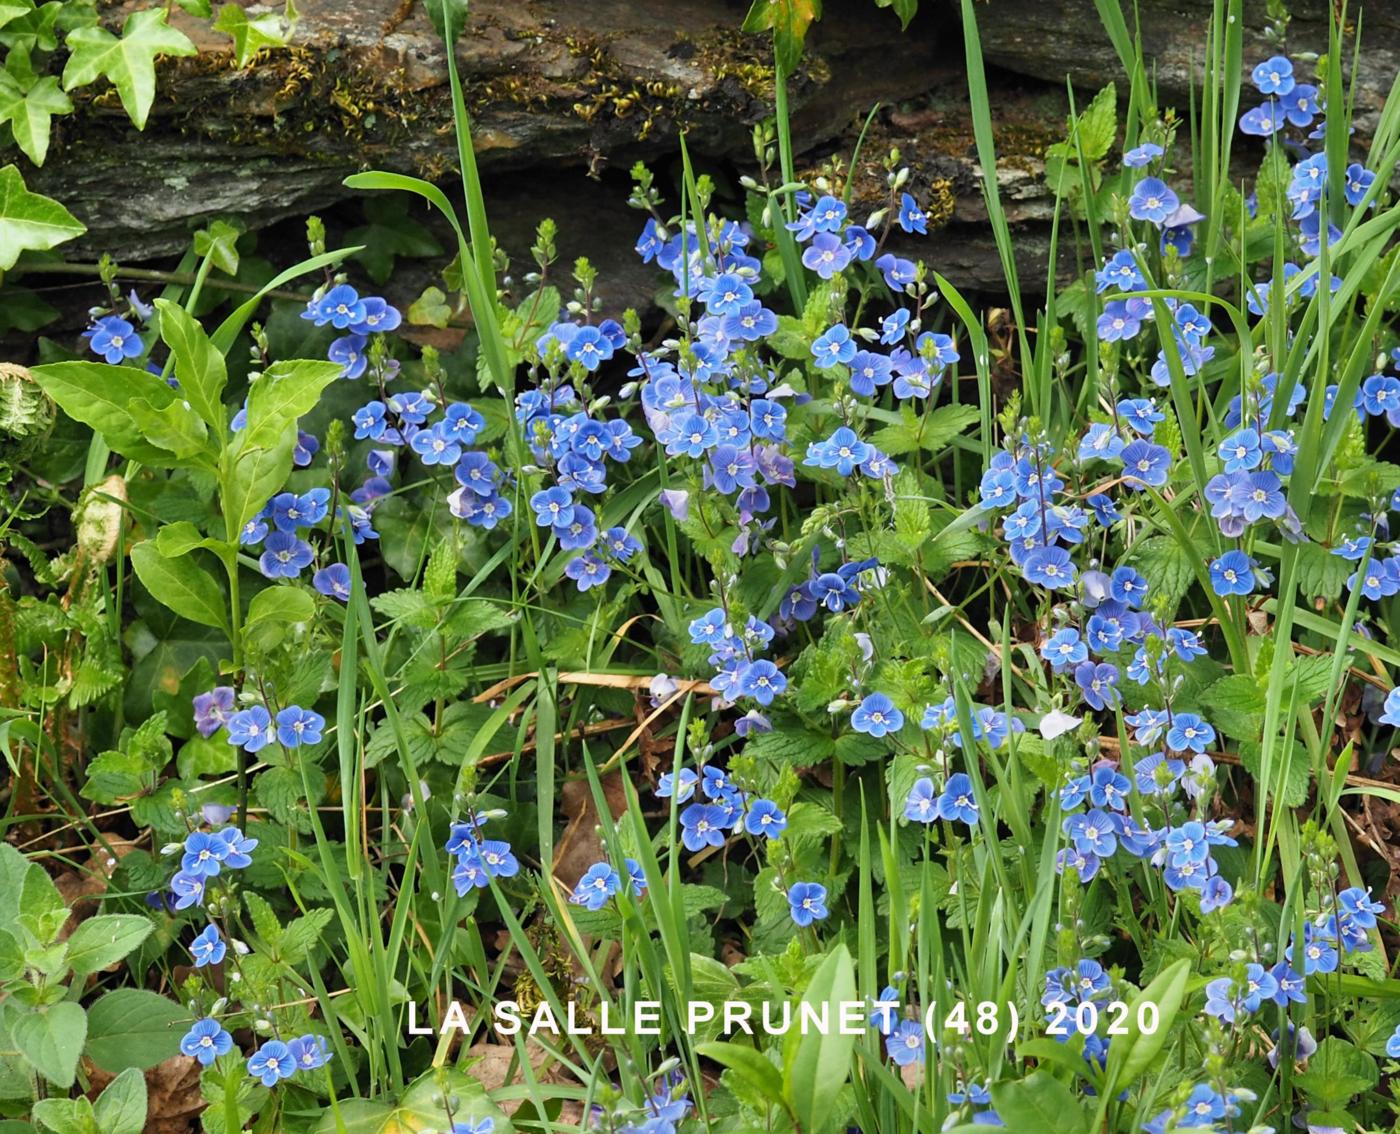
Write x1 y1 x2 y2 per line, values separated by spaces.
22 0 1394 304
31 0 951 260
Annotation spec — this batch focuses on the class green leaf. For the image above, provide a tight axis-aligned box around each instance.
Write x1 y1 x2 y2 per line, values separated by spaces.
1130 534 1195 613
695 1041 786 1110
192 218 243 275
407 285 452 328
742 0 821 72
92 1067 147 1134
222 427 295 535
1295 1037 1378 1110
991 1072 1088 1133
239 358 342 452
246 585 314 630
0 73 70 165
1104 958 1189 1093
0 163 82 268
29 360 195 465
0 843 33 924
783 944 856 1134
83 989 185 1072
874 0 917 29
153 298 227 427
64 914 152 977
127 396 210 461
129 540 227 632
0 0 35 32
30 1097 97 1134
60 8 196 130
12 1001 86 1089
1076 83 1117 160
18 863 66 943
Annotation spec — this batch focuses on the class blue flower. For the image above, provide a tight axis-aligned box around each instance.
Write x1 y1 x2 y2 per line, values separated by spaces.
227 706 274 753
680 804 728 851
805 427 871 477
451 1120 495 1134
880 308 910 343
736 660 786 705
787 881 828 927
1379 687 1400 727
1127 177 1180 225
313 563 351 601
873 253 918 289
1118 440 1171 489
811 324 856 368
1123 142 1163 168
1239 101 1282 136
276 705 325 747
703 272 753 315
1209 550 1256 596
182 831 229 878
354 296 401 334
328 334 367 379
190 922 226 966
216 826 258 867
851 693 904 737
84 315 143 364
1022 547 1077 590
1074 661 1121 711
259 531 314 579
170 871 206 910
571 863 621 910
744 799 787 838
1097 298 1150 341
1041 628 1087 670
938 772 979 825
886 1019 925 1066
896 192 928 234
1166 713 1215 754
1387 1024 1400 1059
411 423 462 466
565 325 615 372
1251 55 1295 96
180 1018 233 1065
1345 162 1376 206
801 232 852 278
247 1039 297 1086
657 767 698 802
287 1034 331 1072
1095 250 1145 293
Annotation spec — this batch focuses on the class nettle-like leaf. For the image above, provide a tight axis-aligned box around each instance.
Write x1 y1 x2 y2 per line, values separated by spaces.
0 163 82 268
61 7 196 131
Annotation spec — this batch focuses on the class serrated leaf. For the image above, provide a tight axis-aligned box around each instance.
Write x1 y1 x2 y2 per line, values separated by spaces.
0 163 82 268
61 8 196 130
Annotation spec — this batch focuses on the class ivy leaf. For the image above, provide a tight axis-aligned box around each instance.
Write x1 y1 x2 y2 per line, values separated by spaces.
0 163 83 268
0 72 71 165
192 218 243 276
407 285 452 328
213 0 296 68
61 8 196 131
0 0 34 32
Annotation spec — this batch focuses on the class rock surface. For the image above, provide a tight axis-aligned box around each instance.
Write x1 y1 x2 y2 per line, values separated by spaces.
19 0 1394 303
